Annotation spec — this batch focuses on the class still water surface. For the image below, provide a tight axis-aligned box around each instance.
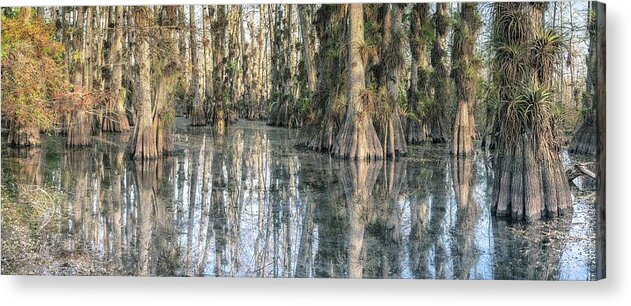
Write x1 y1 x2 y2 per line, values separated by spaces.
1 120 596 279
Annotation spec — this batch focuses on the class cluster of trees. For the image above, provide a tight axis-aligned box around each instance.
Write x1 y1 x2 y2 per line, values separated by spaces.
1 3 604 222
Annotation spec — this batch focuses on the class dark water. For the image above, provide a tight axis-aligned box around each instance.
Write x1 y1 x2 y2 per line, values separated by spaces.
1 120 597 279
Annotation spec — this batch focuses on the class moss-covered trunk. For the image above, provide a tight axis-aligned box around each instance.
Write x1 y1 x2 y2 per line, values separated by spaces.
491 3 571 221
268 4 294 127
189 5 206 126
451 3 481 156
67 6 92 148
298 5 344 153
568 2 597 155
211 6 227 135
131 7 157 160
428 3 449 144
376 4 407 158
7 120 40 147
406 4 431 145
154 6 180 155
102 6 130 133
333 4 383 160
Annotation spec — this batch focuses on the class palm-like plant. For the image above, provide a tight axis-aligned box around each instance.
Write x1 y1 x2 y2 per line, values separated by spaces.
490 2 571 221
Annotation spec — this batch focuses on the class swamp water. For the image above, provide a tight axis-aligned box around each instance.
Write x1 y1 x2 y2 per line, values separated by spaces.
1 120 597 279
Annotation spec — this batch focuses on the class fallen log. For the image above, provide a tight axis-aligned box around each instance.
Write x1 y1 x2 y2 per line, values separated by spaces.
567 162 596 182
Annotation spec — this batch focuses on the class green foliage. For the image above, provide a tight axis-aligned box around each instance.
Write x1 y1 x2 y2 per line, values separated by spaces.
492 42 528 86
226 60 239 74
530 30 565 83
492 3 533 45
501 81 555 143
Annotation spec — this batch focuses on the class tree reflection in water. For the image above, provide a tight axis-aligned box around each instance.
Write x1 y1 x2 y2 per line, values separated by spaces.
1 121 597 279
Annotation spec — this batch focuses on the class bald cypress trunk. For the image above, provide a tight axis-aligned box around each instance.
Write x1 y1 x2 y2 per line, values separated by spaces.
203 6 214 117
131 6 157 160
67 6 92 147
211 6 227 135
332 4 383 160
102 6 130 132
226 5 244 125
154 6 180 155
124 6 138 127
451 3 481 156
428 3 449 144
406 4 431 145
298 5 317 93
298 5 344 152
7 120 40 147
178 5 191 114
189 5 206 126
568 3 597 155
376 4 407 158
268 4 294 127
84 7 93 93
491 3 571 221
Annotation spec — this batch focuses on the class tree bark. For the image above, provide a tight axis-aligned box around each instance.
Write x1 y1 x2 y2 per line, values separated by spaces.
428 3 449 144
189 5 206 126
268 4 295 127
491 3 571 221
124 6 138 127
131 6 158 160
568 2 597 155
332 4 383 160
102 6 130 133
179 5 191 112
406 4 431 145
153 6 180 155
298 5 317 93
67 6 92 147
298 5 344 153
451 3 481 156
203 6 214 117
377 4 407 158
7 120 40 147
211 6 227 135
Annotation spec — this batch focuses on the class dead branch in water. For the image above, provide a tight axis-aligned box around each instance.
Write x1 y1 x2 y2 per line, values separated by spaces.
566 162 596 181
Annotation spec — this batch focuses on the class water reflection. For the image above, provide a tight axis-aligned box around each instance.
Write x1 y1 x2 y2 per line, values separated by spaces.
1 121 597 279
